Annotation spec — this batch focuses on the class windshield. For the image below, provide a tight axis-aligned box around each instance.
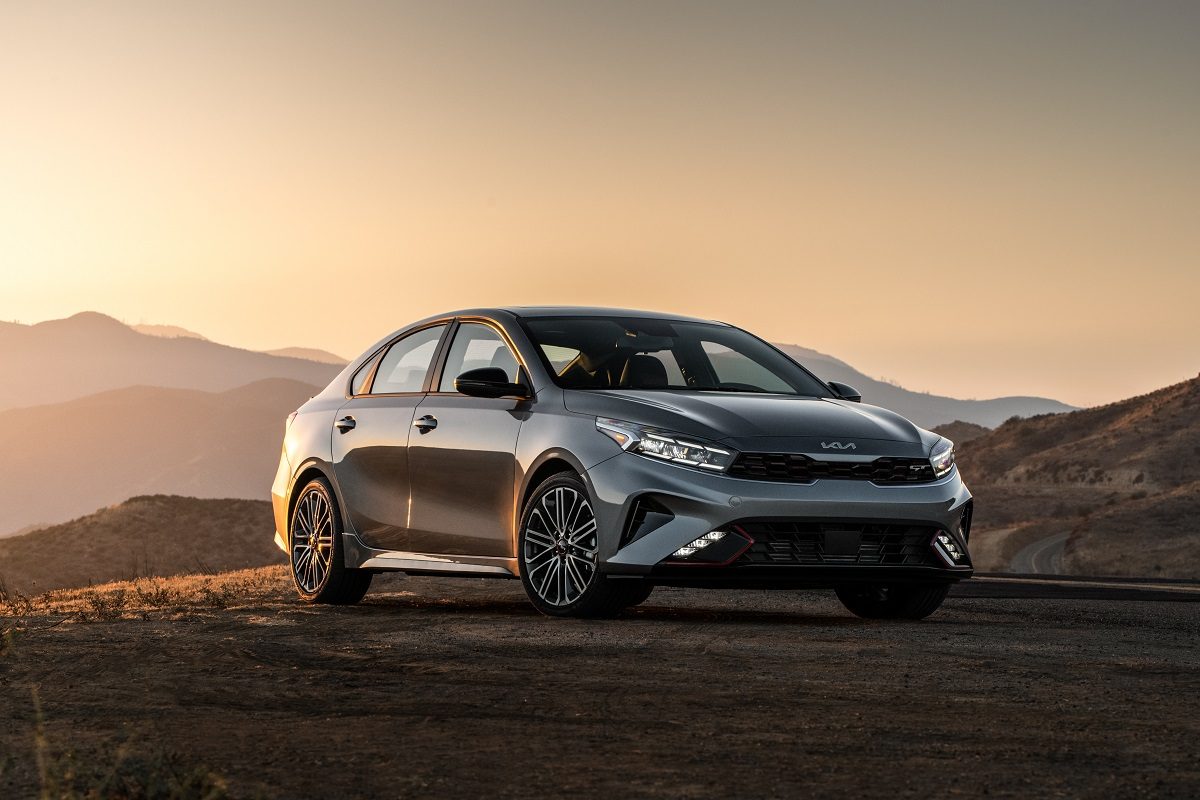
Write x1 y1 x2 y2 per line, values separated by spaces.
521 317 834 396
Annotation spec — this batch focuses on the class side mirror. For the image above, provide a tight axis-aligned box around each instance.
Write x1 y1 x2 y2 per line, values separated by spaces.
828 381 862 403
454 367 530 399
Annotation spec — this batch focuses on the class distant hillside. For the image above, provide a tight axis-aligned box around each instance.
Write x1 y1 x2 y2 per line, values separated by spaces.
264 346 347 365
956 376 1200 578
0 312 340 410
132 323 208 340
932 420 991 445
0 496 283 593
0 378 319 534
773 343 1074 428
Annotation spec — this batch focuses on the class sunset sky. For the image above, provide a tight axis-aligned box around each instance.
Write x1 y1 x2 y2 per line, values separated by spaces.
2 1 1197 408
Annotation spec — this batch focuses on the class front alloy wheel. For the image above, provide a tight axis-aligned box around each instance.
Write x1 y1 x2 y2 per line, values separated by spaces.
518 473 648 618
523 483 599 607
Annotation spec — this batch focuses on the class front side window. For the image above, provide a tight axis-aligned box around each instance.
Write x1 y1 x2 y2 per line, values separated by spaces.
438 322 520 391
369 324 446 394
522 317 832 396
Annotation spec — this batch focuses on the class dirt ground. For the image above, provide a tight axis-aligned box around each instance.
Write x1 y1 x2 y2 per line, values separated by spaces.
2 567 1198 798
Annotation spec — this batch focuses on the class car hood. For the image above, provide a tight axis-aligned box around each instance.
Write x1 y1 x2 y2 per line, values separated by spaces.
563 390 930 457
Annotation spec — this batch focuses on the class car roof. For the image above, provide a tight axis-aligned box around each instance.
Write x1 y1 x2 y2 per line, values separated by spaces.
496 306 722 324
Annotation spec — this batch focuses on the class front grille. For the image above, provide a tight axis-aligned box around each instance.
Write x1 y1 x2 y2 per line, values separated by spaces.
729 452 936 484
734 520 941 567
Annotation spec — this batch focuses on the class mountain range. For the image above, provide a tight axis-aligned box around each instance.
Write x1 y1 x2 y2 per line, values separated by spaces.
953 375 1200 578
0 378 319 535
0 312 340 411
773 344 1073 428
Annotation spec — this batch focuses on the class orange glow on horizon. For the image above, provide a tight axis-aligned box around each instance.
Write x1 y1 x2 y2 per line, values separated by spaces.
1 2 1197 407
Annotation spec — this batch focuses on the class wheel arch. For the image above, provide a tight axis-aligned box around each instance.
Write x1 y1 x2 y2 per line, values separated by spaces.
518 451 589 515
286 459 343 544
514 450 594 551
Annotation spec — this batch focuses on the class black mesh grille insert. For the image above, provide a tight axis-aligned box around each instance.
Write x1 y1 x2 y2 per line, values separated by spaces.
728 452 936 484
734 520 940 567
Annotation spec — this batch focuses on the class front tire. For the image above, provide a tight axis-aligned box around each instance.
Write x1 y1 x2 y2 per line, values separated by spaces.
835 582 949 620
518 473 635 618
289 477 372 605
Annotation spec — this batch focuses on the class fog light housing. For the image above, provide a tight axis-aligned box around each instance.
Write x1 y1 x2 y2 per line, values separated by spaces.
933 532 966 566
671 530 727 559
665 528 754 566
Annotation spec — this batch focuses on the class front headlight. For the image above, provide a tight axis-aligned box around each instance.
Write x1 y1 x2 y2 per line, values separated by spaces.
596 418 736 472
930 438 955 478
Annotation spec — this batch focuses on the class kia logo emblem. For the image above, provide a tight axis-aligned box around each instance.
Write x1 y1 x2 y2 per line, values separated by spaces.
820 441 856 450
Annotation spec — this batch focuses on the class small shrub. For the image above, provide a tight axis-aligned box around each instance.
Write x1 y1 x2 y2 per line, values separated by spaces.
133 579 180 609
0 580 35 617
81 588 128 622
198 582 236 609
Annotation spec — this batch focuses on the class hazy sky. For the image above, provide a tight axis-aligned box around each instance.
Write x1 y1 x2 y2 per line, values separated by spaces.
2 1 1197 407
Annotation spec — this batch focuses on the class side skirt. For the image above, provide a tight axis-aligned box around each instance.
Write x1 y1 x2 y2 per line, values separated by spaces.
341 532 519 577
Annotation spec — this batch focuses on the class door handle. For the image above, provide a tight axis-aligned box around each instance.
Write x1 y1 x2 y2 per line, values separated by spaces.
335 415 356 432
413 415 438 433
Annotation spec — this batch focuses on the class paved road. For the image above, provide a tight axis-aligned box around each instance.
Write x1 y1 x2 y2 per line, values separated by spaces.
1009 530 1069 573
2 568 1198 799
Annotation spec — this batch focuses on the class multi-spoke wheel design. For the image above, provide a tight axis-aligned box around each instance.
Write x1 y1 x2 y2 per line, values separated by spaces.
523 485 598 606
291 485 335 594
288 477 373 604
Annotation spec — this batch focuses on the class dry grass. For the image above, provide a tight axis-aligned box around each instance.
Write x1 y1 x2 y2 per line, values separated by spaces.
1 566 290 624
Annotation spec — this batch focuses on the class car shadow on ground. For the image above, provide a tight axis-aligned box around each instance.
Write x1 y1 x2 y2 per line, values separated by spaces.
349 593 883 626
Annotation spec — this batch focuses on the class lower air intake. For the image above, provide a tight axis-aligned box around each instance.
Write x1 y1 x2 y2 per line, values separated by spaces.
734 520 947 568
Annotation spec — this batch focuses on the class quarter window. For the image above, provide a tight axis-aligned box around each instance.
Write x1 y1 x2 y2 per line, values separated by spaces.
370 325 446 394
439 323 520 391
349 352 381 396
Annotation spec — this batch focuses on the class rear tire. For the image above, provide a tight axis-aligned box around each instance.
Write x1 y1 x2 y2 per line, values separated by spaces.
518 472 636 618
289 477 372 605
835 582 949 620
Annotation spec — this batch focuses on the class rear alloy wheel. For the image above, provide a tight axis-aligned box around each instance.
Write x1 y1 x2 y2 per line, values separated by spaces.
289 477 372 605
836 583 950 620
518 473 638 618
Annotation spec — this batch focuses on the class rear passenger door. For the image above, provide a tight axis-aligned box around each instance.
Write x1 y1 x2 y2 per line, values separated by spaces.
406 321 529 557
331 324 448 551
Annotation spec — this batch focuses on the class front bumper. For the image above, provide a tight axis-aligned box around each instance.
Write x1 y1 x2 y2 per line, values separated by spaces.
585 452 973 585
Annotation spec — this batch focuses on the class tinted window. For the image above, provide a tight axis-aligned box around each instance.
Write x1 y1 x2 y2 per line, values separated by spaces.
370 325 446 394
702 340 793 394
523 317 832 396
438 323 519 391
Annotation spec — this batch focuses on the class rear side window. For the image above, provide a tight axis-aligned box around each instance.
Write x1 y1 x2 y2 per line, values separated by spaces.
370 325 446 394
